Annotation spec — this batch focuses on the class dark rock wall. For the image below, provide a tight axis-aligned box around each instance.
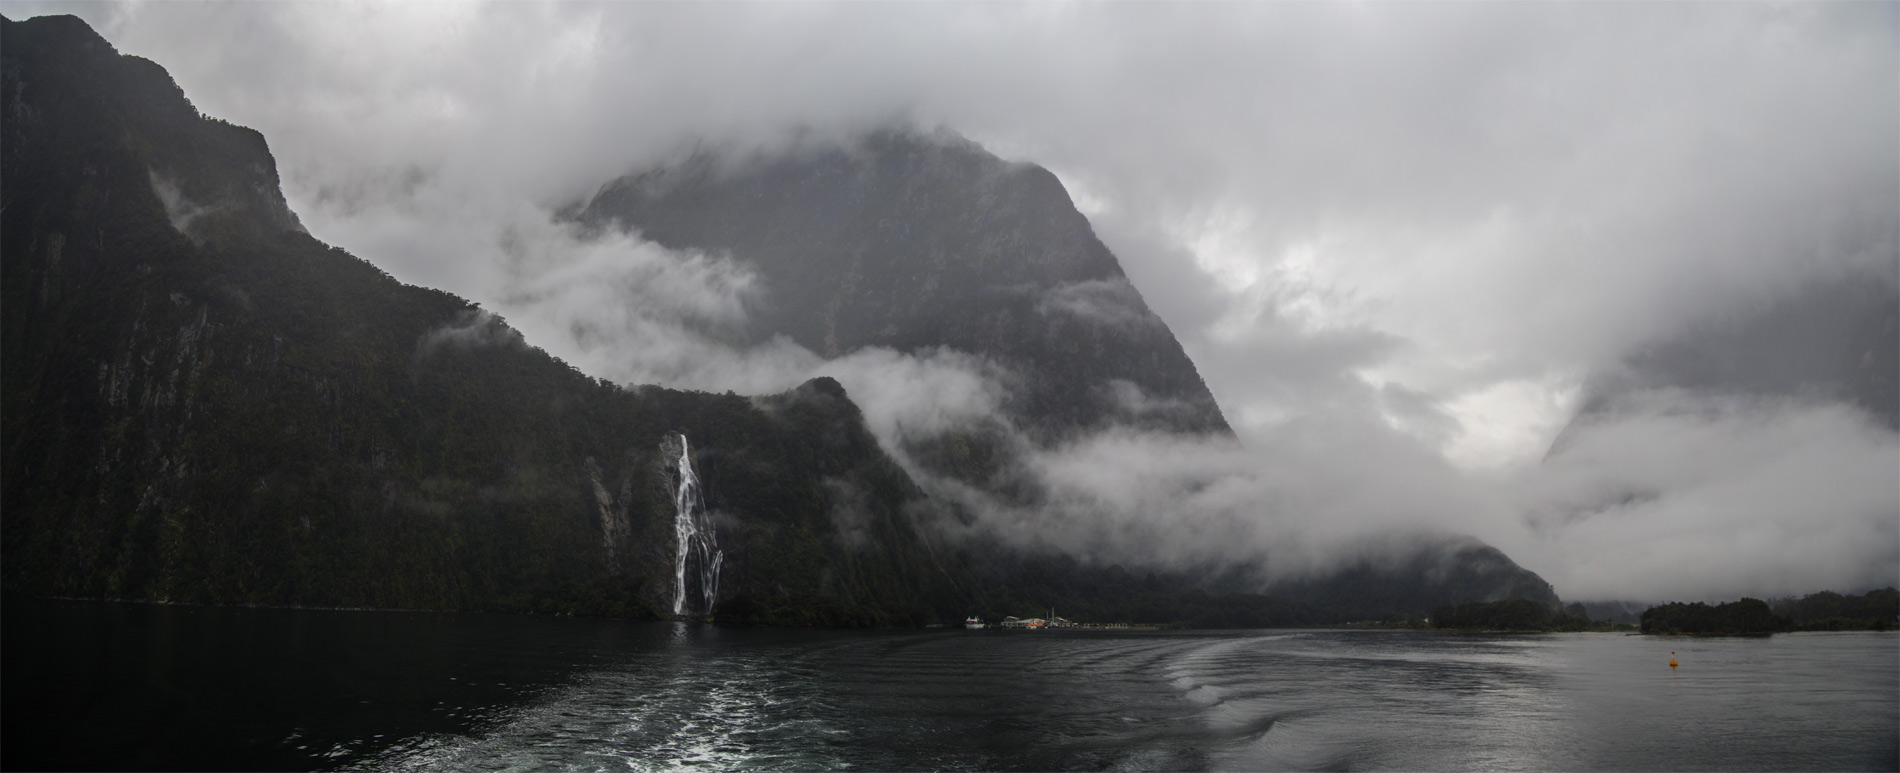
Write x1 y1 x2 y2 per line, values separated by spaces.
1 14 969 625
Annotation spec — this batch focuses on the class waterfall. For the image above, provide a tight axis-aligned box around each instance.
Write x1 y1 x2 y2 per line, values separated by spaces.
670 433 724 617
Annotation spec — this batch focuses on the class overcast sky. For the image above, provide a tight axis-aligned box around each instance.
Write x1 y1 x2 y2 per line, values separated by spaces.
17 1 1897 601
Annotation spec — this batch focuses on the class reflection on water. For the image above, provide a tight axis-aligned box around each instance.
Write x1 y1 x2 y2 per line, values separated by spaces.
2 598 635 770
4 598 1895 771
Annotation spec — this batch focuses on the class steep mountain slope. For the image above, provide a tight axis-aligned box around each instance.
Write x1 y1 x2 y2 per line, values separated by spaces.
574 131 1564 615
3 14 1561 625
0 14 968 626
574 131 1231 444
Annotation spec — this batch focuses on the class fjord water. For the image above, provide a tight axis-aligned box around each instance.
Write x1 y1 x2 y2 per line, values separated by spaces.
4 599 1894 771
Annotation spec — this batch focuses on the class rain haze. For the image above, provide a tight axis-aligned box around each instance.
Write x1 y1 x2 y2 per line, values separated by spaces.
16 0 1896 604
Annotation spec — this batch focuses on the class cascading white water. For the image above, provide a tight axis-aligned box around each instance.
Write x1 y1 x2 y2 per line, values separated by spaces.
671 433 724 617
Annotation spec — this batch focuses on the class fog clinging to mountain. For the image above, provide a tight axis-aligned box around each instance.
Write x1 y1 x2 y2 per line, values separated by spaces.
22 0 1895 602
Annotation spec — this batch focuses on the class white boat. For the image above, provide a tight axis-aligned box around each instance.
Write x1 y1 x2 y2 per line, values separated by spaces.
964 616 986 629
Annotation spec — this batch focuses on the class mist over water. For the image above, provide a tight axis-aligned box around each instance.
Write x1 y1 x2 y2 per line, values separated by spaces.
6 600 1894 772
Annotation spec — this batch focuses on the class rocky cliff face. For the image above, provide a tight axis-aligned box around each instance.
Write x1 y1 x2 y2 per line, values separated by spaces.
0 14 968 625
572 132 1570 615
3 14 1563 625
575 130 1231 444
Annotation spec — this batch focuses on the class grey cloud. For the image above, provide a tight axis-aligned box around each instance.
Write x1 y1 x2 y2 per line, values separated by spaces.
823 478 875 550
415 308 526 362
148 170 217 236
29 1 1896 603
1517 390 1899 601
1191 307 1405 434
1082 216 1234 340
1036 278 1165 331
54 3 1894 381
1377 382 1459 448
1101 380 1199 424
818 347 1013 447
946 416 1504 583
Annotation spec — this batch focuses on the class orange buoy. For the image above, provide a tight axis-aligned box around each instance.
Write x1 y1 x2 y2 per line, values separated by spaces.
1669 651 1678 668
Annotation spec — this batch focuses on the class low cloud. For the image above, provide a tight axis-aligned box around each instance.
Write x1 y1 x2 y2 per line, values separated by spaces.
1515 391 1899 601
414 308 526 362
1036 278 1164 332
148 169 218 236
978 417 1506 582
819 347 1011 445
488 217 817 395
31 1 1896 604
911 384 1897 604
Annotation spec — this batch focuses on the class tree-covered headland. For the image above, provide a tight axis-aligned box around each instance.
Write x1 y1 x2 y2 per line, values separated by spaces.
1771 588 1898 632
1640 588 1896 635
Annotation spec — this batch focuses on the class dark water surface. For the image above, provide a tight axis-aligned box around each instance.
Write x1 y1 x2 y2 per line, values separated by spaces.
4 598 1894 771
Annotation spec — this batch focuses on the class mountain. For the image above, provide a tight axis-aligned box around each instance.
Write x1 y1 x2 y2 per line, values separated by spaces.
572 129 1231 445
572 127 1563 615
0 14 969 626
2 14 1559 626
1260 537 1559 618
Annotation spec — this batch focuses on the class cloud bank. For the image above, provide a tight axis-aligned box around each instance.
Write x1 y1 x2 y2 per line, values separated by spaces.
25 1 1896 602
